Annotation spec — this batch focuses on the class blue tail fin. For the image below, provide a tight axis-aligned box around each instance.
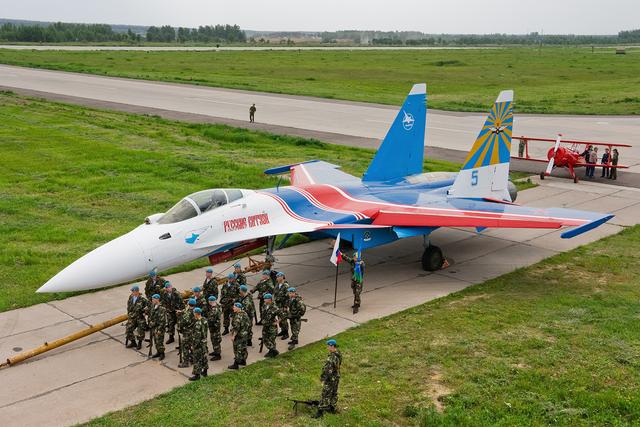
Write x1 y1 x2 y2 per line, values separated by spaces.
362 83 427 182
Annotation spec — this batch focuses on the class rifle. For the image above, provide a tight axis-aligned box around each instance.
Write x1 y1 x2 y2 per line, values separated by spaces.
252 299 259 325
148 327 153 357
258 337 264 353
178 332 183 364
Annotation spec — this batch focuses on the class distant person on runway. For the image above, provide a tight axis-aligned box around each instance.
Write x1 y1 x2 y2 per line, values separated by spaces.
610 149 619 180
249 103 257 123
601 148 610 178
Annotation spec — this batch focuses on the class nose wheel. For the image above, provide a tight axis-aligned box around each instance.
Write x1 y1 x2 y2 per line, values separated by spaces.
421 245 444 271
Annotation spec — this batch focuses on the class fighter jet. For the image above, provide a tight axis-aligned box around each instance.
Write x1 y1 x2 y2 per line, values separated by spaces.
38 84 613 293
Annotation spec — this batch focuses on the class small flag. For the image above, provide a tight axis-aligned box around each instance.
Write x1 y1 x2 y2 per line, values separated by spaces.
330 233 342 266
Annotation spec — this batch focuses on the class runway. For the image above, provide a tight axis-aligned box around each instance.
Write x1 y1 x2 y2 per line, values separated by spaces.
1 177 638 427
1 64 638 174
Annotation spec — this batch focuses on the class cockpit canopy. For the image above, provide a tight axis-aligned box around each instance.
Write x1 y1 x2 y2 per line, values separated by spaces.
157 189 244 224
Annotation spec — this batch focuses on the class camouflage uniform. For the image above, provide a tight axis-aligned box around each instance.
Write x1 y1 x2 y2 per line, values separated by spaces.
261 302 280 352
203 277 219 300
274 281 290 335
252 278 274 322
220 282 241 330
178 308 195 365
342 254 365 308
288 295 306 342
319 350 342 412
239 292 256 344
191 317 209 376
231 309 250 363
126 294 148 343
193 294 207 311
235 271 247 287
205 303 223 356
144 277 165 300
161 287 184 338
147 303 167 354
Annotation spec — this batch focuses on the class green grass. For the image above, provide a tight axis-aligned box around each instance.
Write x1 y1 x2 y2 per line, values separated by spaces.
1 47 639 114
85 225 640 426
0 92 463 313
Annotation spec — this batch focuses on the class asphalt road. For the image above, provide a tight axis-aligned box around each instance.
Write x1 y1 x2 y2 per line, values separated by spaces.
0 64 638 175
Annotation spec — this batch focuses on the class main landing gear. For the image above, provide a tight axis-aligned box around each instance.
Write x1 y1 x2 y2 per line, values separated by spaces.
421 236 446 271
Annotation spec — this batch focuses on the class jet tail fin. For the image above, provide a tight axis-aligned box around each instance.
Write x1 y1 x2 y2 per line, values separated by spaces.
448 90 514 201
362 83 427 182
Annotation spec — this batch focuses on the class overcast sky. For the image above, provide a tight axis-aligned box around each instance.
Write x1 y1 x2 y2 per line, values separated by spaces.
1 0 638 34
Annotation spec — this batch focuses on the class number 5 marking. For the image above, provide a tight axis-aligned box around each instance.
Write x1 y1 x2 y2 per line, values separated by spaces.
471 170 478 186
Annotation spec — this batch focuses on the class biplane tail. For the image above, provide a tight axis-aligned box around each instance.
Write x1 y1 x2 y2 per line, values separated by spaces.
448 90 514 202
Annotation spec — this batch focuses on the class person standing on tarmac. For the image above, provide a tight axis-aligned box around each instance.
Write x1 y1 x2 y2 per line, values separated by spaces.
273 272 290 340
148 294 167 360
238 285 255 347
252 269 274 325
221 273 241 335
234 262 247 287
206 296 223 361
144 270 165 300
341 251 365 314
161 281 183 344
287 287 306 350
313 339 342 418
202 268 218 301
261 293 280 358
177 298 197 368
125 285 147 350
228 302 250 370
189 307 209 381
610 149 619 180
249 104 257 123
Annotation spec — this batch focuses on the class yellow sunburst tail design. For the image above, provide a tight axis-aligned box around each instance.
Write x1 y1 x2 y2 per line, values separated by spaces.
448 90 515 202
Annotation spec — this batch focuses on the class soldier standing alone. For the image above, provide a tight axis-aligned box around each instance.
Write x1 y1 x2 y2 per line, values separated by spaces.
249 104 256 123
148 293 167 360
189 307 209 381
125 285 147 350
228 302 250 370
161 281 183 344
341 251 365 314
206 296 223 361
252 269 274 325
313 339 342 418
221 273 241 335
261 293 280 358
273 272 290 340
287 287 306 350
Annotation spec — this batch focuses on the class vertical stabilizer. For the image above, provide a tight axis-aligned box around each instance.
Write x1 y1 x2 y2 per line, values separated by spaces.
362 83 427 182
448 90 514 201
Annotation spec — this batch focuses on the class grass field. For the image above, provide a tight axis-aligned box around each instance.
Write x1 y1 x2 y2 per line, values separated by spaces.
1 47 639 114
0 91 462 313
85 225 640 426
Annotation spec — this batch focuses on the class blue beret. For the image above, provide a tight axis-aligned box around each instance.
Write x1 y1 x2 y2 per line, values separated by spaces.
287 287 296 293
234 262 241 268
227 273 235 279
326 339 337 346
193 287 201 293
194 307 202 314
234 302 243 309
152 294 160 300
149 270 157 277
130 285 139 292
164 281 172 288
262 270 271 275
206 268 213 273
276 272 285 277
188 298 196 306
240 285 248 292
263 293 273 300
208 296 217 302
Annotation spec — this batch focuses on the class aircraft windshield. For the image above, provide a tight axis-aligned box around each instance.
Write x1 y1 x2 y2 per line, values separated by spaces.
157 199 198 224
156 189 244 224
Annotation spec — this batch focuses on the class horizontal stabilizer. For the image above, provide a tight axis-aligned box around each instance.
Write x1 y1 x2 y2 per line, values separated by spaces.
561 215 614 239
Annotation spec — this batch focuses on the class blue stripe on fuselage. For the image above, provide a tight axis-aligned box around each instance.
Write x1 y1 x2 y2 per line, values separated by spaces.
262 187 359 224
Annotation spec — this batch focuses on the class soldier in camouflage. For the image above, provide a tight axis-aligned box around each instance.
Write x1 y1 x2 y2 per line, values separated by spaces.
161 281 183 344
228 302 250 370
341 251 365 314
125 285 148 350
144 270 166 301
273 272 290 340
313 339 342 418
206 295 223 361
148 294 167 360
261 293 280 358
287 287 306 350
252 270 274 325
189 307 209 381
238 285 256 347
220 273 241 335
202 267 219 301
177 298 197 368
192 286 207 310
233 262 246 287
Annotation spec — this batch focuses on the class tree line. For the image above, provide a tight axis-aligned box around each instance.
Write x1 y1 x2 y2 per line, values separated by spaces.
147 24 246 43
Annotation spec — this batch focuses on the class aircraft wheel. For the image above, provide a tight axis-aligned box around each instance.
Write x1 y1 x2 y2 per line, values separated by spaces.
422 245 444 271
574 176 579 183
540 172 545 180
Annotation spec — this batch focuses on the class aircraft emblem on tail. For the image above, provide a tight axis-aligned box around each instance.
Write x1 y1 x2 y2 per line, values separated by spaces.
402 110 415 130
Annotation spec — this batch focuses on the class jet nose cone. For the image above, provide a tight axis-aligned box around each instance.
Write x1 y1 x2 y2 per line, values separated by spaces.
37 232 148 293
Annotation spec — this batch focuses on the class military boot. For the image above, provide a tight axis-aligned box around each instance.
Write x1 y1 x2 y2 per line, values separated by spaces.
280 332 289 340
222 327 229 336
210 353 221 361
202 369 208 377
136 339 143 350
126 339 136 348
151 352 162 358
166 335 175 344
312 409 324 418
353 305 359 314
247 340 253 347
228 360 239 370
158 352 165 361
188 374 200 381
178 361 189 368
239 359 247 366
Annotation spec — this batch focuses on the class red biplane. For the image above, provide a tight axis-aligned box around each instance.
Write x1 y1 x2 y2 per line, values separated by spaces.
513 135 631 183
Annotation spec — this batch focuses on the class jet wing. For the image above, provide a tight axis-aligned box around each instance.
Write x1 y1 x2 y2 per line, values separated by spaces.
372 202 613 239
265 160 361 187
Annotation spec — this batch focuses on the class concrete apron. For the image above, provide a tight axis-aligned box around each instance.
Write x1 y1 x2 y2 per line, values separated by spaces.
1 178 639 427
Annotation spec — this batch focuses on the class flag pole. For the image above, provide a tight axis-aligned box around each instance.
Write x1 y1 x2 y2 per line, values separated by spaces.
333 263 339 309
